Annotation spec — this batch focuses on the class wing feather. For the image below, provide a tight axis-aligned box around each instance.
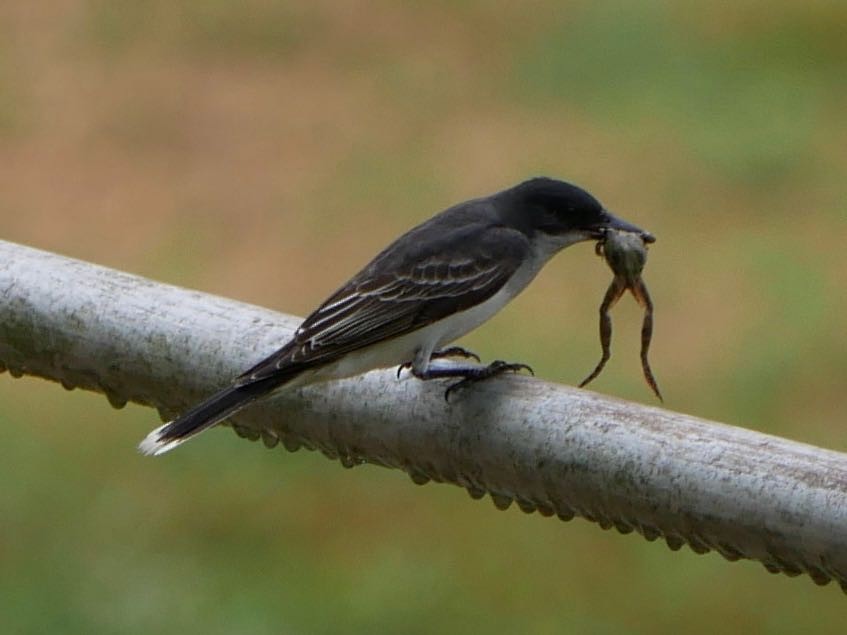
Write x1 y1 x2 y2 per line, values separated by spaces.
238 223 530 383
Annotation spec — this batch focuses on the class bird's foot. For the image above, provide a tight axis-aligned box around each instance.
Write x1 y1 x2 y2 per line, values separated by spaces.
443 360 534 402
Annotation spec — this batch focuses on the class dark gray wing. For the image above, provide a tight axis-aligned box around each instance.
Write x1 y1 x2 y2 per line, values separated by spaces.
238 222 530 383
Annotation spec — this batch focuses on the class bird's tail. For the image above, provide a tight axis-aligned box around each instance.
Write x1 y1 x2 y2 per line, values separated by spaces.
138 378 280 456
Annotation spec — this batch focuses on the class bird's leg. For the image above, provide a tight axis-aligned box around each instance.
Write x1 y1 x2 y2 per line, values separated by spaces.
579 278 626 388
396 346 480 378
410 359 534 402
631 280 663 402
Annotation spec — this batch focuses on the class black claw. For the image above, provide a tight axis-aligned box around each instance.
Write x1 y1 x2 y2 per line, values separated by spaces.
442 359 534 401
444 382 459 402
432 346 481 363
513 362 534 376
490 360 534 376
444 379 466 403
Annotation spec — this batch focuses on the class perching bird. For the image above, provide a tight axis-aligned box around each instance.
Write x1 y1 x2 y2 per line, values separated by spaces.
139 177 653 455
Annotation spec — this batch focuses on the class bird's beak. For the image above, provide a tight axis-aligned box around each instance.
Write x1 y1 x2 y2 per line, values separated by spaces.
595 209 655 243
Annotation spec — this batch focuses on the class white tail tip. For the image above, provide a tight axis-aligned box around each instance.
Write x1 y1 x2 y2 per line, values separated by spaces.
138 422 187 456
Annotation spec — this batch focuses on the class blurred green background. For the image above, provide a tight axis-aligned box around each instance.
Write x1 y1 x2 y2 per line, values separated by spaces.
1 1 846 632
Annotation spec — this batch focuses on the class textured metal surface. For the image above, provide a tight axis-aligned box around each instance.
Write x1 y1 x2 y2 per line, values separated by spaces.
1 239 846 592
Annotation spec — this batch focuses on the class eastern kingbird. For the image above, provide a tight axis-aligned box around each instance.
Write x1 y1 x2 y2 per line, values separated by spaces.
140 177 653 455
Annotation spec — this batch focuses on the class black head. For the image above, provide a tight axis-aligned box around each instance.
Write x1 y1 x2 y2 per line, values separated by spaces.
503 177 654 244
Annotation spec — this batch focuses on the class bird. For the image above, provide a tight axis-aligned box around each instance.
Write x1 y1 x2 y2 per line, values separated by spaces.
139 177 653 455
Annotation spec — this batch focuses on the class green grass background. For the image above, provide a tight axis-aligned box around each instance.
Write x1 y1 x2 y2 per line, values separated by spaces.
1 1 846 632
